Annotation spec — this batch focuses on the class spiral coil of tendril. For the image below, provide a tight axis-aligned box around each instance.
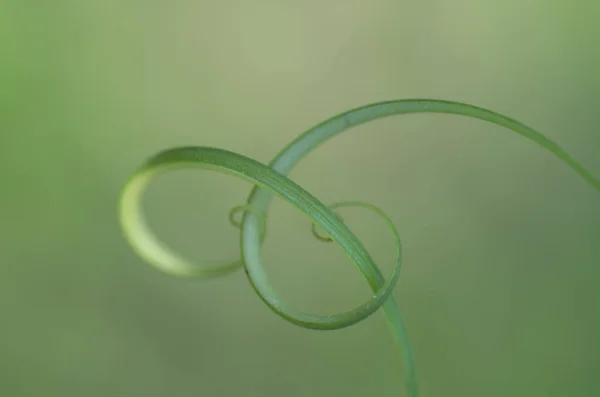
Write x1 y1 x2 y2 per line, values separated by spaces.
119 99 600 397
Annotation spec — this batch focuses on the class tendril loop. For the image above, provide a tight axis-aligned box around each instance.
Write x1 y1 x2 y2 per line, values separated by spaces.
228 204 268 242
119 99 600 397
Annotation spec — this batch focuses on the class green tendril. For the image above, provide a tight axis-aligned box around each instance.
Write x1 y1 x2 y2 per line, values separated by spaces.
228 204 268 242
311 206 344 243
119 99 600 397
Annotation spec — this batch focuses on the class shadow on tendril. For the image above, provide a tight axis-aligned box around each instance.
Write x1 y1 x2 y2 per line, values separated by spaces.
119 99 600 397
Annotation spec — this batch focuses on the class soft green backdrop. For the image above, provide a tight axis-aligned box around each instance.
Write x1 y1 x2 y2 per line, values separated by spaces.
2 1 599 396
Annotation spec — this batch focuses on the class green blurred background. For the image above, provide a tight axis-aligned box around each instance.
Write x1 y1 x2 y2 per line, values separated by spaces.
2 1 599 396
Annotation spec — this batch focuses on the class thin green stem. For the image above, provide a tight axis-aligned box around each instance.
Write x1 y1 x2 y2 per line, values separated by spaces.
119 99 600 397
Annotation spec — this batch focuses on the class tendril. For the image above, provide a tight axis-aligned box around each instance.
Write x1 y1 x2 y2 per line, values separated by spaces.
311 206 344 243
118 99 600 397
229 204 268 242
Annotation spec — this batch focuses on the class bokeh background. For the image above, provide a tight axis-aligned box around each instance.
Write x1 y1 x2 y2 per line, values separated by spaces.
2 1 599 396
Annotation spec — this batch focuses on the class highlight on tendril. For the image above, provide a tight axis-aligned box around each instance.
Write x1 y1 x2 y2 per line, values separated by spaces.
118 99 600 397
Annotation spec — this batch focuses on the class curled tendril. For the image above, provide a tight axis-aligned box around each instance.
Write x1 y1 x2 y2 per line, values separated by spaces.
311 207 344 242
228 204 268 242
119 99 600 397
